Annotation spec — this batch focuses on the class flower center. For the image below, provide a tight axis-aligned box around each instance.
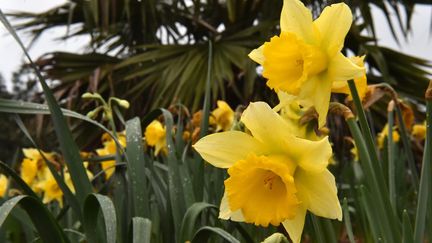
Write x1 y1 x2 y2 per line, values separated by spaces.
225 154 299 227
262 32 328 94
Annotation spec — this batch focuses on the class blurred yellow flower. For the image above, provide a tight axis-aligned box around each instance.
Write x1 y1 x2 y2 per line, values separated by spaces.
35 168 74 207
194 102 340 243
96 133 126 179
332 56 368 100
212 100 234 132
249 0 364 127
144 120 167 155
0 175 8 198
377 124 400 149
412 122 426 141
20 148 56 192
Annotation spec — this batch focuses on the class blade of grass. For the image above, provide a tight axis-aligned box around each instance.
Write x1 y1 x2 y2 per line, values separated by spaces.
179 202 217 243
195 41 213 202
413 84 432 242
192 226 240 243
0 98 124 151
0 11 92 205
0 195 70 243
343 198 355 243
83 193 117 243
129 217 152 243
387 109 397 214
347 117 397 242
402 210 414 243
161 108 186 239
126 118 150 218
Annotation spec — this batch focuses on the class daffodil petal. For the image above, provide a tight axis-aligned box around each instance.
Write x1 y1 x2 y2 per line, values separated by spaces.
219 192 245 222
282 205 307 243
327 53 364 84
249 45 265 65
299 76 332 128
22 148 40 159
295 169 342 220
280 0 315 43
241 102 332 172
240 102 297 146
193 131 264 168
293 136 332 173
314 3 352 55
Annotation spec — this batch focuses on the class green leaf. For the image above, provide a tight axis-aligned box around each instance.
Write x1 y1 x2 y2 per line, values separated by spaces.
83 193 117 243
126 118 150 218
192 226 240 243
342 198 355 243
402 210 414 243
413 98 432 242
179 202 218 242
0 195 69 243
0 98 124 153
160 108 186 238
129 217 152 243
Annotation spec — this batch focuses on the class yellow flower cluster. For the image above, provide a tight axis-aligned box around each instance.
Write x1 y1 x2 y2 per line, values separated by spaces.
193 0 370 242
19 148 79 207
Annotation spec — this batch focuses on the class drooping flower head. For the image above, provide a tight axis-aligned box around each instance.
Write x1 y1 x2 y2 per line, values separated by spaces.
249 0 364 127
144 120 167 155
20 148 56 192
377 124 400 149
212 100 235 132
96 132 126 179
194 102 341 243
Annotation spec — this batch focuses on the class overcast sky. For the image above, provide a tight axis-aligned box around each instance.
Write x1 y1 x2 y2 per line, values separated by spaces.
0 0 431 85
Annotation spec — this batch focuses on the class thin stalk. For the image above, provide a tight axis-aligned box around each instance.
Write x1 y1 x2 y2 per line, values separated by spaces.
395 104 419 189
347 118 398 242
413 96 432 242
387 109 397 214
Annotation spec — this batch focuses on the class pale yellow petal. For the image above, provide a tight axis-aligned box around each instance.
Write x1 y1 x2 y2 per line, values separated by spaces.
248 45 265 65
241 102 297 146
314 3 352 55
193 131 264 168
219 192 245 222
280 0 315 43
293 137 332 173
299 76 332 128
295 169 342 220
241 102 332 173
22 148 39 159
282 206 307 243
327 53 365 82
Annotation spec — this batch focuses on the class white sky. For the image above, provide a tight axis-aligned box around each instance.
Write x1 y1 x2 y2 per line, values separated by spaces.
0 0 431 85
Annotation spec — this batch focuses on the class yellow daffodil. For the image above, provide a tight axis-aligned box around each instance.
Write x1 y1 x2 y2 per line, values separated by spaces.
377 124 400 149
144 120 167 155
35 168 75 207
212 100 235 132
332 56 368 100
20 148 56 192
0 175 8 197
412 122 426 141
193 102 341 243
249 0 364 127
96 133 126 179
